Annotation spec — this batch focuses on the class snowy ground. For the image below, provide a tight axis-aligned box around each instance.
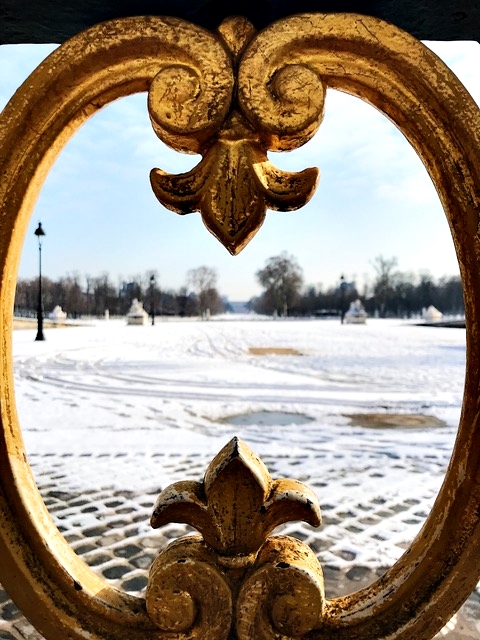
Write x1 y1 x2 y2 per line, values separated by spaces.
13 316 465 568
4 315 479 638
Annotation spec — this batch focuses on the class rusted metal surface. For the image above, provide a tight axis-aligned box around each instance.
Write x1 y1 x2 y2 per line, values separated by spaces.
0 11 480 640
147 438 324 637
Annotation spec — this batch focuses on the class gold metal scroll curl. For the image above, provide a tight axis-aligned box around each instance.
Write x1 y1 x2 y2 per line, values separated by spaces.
0 11 479 640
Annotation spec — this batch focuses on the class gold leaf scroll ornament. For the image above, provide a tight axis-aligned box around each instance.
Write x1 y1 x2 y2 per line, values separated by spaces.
146 438 325 638
148 17 323 255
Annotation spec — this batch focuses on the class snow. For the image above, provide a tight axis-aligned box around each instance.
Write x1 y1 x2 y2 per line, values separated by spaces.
13 316 467 572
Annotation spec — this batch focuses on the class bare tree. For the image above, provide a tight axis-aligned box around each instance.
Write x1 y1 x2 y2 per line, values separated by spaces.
92 272 117 316
256 252 303 316
63 271 84 317
187 266 223 316
372 255 398 317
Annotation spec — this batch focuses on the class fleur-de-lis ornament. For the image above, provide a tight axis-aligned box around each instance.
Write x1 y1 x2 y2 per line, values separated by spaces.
150 437 320 556
146 438 325 639
148 17 324 255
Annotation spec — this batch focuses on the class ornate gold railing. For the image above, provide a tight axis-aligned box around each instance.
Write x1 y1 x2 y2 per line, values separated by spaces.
1 12 480 639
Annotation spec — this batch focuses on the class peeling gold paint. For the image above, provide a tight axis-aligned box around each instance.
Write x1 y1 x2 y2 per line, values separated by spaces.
0 12 480 640
147 438 324 637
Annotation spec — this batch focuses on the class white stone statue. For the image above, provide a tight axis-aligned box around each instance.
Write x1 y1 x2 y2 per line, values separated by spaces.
48 305 67 322
126 299 149 325
345 299 368 324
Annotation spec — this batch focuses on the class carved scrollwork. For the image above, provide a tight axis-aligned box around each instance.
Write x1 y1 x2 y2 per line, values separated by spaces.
147 438 324 636
239 62 326 150
146 537 232 638
236 536 325 639
149 17 321 255
148 61 232 154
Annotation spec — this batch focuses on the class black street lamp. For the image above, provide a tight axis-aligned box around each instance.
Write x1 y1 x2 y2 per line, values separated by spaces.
150 274 155 326
339 274 347 324
34 222 46 341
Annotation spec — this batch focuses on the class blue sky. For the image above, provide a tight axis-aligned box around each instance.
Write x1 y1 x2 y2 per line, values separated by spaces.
1 39 479 301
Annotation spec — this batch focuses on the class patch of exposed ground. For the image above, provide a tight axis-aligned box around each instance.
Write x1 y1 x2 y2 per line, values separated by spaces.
224 410 314 426
13 319 77 330
344 413 448 429
248 347 302 355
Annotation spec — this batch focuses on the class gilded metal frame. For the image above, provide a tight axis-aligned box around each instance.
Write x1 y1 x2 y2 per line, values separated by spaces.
1 12 480 640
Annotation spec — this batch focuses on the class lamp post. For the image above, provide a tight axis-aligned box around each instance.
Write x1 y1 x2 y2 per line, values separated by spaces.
150 274 155 326
34 222 46 341
339 274 347 324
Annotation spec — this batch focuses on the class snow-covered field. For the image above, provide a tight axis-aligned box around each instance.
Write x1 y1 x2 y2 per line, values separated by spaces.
13 316 466 573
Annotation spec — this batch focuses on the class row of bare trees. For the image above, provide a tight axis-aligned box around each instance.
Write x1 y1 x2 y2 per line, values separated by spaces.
14 267 224 319
251 252 464 318
15 253 464 320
